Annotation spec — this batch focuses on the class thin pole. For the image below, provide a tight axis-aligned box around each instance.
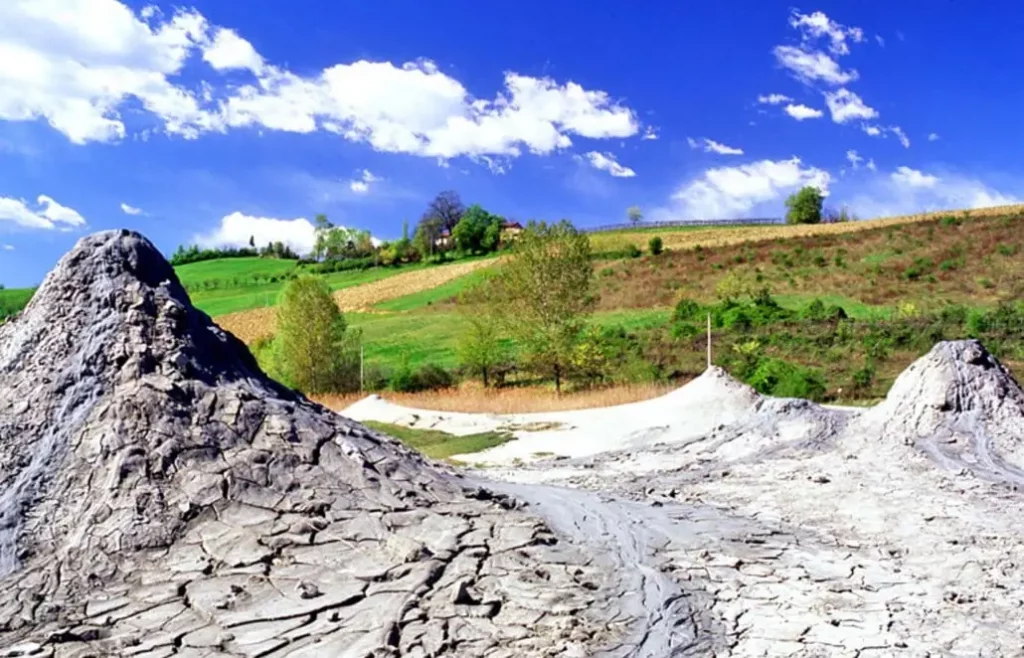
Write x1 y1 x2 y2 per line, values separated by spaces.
360 345 365 392
706 313 712 369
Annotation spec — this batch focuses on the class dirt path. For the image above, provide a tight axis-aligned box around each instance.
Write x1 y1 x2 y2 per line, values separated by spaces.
215 258 495 344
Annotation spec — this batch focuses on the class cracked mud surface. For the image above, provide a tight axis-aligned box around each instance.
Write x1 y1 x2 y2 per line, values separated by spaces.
0 231 644 657
4 230 1024 657
474 345 1024 657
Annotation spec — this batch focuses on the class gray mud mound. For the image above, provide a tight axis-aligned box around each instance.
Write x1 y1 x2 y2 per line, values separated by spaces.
0 231 623 657
865 339 1024 481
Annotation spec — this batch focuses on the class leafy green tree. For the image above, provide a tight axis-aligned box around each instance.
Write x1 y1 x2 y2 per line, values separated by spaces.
456 280 508 387
452 204 503 254
276 276 361 393
627 206 643 226
497 220 595 393
648 235 663 255
413 217 443 261
785 186 824 224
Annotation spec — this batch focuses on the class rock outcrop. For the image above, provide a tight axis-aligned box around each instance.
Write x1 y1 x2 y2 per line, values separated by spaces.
0 231 618 657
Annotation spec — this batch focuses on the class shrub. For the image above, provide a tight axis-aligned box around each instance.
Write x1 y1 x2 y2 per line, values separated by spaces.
939 215 961 227
997 243 1019 257
390 362 456 392
626 243 642 259
648 236 664 256
977 276 996 289
746 357 827 400
673 298 704 322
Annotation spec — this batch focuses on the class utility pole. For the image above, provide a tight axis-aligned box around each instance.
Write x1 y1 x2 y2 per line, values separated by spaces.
707 313 712 369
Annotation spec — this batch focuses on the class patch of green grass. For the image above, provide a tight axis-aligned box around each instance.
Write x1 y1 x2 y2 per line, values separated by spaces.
361 421 513 461
771 294 892 321
174 257 299 288
188 266 423 316
374 267 496 312
0 287 36 320
859 250 898 267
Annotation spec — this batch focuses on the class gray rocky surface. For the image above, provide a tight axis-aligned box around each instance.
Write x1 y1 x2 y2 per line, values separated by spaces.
0 231 647 657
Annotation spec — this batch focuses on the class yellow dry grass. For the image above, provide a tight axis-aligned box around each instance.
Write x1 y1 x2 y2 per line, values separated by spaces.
313 381 680 415
593 203 1024 252
216 258 495 344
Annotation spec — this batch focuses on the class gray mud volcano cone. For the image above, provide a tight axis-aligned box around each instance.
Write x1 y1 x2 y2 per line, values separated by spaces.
0 231 611 656
867 339 1024 479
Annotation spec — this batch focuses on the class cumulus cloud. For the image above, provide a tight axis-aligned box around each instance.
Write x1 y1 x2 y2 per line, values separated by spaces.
928 132 940 141
196 212 318 255
0 195 87 230
891 166 937 188
757 93 793 105
866 158 877 171
582 151 636 178
0 1 641 162
824 89 878 123
846 149 863 169
348 169 382 194
687 137 743 155
862 124 883 137
788 10 864 56
664 157 831 219
641 126 659 140
2 244 13 251
120 202 143 215
773 46 858 86
844 167 1019 218
784 103 824 120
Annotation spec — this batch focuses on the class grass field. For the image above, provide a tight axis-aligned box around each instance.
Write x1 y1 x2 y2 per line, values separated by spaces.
0 287 35 320
174 257 300 288
358 420 512 461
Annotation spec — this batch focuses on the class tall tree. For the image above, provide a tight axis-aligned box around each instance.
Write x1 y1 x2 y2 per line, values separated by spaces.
497 220 595 393
413 217 443 261
456 278 508 387
423 190 465 232
276 276 361 393
627 206 643 226
452 204 502 254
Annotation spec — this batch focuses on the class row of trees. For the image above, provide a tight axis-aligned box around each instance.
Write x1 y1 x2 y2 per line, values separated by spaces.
268 218 599 395
169 240 297 266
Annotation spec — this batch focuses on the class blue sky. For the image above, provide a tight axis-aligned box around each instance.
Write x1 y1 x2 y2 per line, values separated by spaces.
1 1 1022 287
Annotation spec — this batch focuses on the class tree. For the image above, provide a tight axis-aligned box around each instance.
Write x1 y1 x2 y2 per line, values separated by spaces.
627 206 643 226
276 276 361 393
496 220 595 393
413 217 443 260
456 278 508 387
785 186 824 224
452 204 503 254
423 190 465 232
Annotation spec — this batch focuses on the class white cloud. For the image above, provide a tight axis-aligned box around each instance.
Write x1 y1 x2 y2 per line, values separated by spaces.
348 168 382 194
641 126 659 140
120 202 143 215
582 151 636 178
845 168 1018 218
824 89 878 123
846 149 863 169
757 93 793 105
773 46 858 86
891 166 937 188
0 2 640 161
202 27 263 73
687 137 743 155
890 125 910 148
789 10 865 56
866 158 877 171
197 212 317 255
665 157 831 219
928 132 940 141
862 124 883 136
0 194 87 230
784 103 823 120
2 244 13 251
875 35 885 47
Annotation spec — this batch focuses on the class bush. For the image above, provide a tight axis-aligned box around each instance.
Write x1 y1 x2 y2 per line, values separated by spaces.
626 243 642 259
747 357 827 400
939 215 961 227
390 362 456 392
648 236 664 256
784 186 824 224
673 298 704 323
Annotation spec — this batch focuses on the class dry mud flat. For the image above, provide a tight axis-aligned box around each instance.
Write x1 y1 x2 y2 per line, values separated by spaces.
350 343 1024 657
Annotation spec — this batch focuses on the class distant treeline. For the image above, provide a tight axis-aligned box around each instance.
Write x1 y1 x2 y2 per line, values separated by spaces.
169 241 299 266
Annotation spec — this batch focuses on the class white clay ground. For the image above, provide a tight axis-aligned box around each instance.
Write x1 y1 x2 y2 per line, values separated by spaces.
344 341 1024 657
